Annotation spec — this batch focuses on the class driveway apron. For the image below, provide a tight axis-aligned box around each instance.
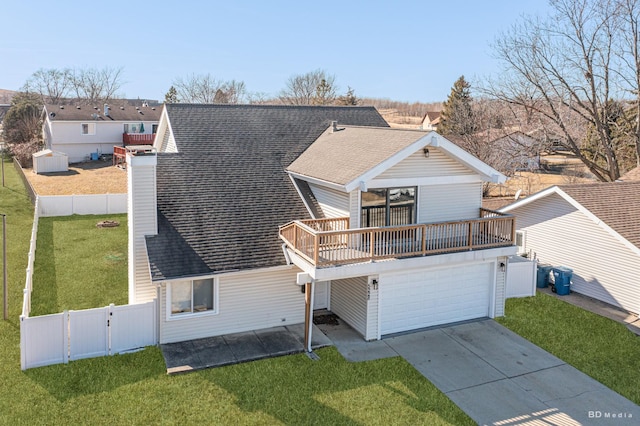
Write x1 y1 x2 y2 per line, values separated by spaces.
385 320 640 425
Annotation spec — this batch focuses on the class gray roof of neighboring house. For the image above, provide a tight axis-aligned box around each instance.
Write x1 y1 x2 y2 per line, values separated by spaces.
558 182 640 249
287 125 427 186
44 102 162 122
145 104 388 280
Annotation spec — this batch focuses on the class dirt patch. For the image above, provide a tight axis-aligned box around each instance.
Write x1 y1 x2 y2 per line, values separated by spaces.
313 313 340 326
24 160 127 195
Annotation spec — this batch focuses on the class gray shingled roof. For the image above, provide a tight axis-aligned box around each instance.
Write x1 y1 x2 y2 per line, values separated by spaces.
145 104 388 280
288 125 427 186
44 102 161 122
559 182 640 249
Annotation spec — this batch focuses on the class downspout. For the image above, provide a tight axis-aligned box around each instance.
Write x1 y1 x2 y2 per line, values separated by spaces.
282 243 292 265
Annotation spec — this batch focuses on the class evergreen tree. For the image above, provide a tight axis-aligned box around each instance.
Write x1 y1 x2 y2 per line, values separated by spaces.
164 86 178 103
439 76 476 136
3 92 42 144
338 86 359 106
312 78 337 105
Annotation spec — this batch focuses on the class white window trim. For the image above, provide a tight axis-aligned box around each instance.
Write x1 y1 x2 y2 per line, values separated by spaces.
81 123 96 135
166 277 219 321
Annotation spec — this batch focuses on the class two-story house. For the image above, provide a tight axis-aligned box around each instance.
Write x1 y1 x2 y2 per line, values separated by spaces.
42 101 162 163
126 104 516 348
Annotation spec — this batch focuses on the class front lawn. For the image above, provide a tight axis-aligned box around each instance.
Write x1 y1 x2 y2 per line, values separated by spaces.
31 214 128 315
498 293 640 405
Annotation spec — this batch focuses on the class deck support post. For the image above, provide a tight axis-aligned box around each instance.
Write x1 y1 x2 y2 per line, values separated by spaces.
304 281 315 352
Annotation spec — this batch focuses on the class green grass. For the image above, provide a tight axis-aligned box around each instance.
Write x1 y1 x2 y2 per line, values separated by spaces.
31 214 128 315
0 158 473 425
497 293 640 404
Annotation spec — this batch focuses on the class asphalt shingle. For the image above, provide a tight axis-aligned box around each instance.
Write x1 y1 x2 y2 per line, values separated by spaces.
146 104 388 280
559 181 640 249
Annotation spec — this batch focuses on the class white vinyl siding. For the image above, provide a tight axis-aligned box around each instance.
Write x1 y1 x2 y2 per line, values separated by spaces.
377 149 475 179
418 182 482 223
309 183 349 218
349 190 360 229
512 193 640 313
313 281 329 310
159 268 304 344
127 158 157 304
330 276 368 337
46 120 158 162
379 262 493 335
495 257 507 316
366 278 379 340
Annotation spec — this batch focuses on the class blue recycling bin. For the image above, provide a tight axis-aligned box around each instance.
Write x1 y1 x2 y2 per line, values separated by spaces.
536 264 553 288
552 266 573 295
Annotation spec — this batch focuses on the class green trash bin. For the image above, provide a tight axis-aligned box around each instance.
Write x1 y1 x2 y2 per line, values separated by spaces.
536 264 552 288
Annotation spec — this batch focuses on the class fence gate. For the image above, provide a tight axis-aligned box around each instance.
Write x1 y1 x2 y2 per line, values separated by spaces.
110 302 157 354
21 300 157 370
69 307 110 361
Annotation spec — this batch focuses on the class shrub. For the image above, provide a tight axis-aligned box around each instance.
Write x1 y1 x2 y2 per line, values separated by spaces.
10 140 41 168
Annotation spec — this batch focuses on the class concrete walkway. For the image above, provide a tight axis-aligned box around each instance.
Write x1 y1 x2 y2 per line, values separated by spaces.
318 318 640 425
160 324 331 374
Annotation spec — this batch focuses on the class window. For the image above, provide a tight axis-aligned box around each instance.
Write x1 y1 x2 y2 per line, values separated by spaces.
169 278 217 318
81 123 96 135
124 123 141 134
152 124 158 134
515 230 526 254
361 187 416 227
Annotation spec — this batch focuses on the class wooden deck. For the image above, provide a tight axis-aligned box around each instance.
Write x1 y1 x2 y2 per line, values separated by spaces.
279 208 515 268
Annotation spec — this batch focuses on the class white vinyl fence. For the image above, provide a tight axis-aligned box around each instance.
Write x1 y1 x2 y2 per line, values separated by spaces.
506 256 537 298
20 193 157 370
20 301 157 370
38 194 127 217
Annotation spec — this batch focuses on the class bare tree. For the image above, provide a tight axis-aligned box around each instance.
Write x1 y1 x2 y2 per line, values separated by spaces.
23 68 71 104
70 66 125 102
616 0 640 166
486 0 631 181
279 69 337 105
172 74 246 103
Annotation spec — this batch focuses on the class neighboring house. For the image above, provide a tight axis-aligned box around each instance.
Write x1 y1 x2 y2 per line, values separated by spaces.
420 111 441 131
500 182 640 314
0 104 9 123
619 166 640 181
490 131 541 171
42 101 162 163
126 104 516 347
448 130 541 175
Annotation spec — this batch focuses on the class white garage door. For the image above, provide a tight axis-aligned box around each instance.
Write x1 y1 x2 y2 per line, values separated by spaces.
380 263 493 335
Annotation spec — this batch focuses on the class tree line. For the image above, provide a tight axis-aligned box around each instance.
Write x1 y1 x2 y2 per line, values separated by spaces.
7 0 640 183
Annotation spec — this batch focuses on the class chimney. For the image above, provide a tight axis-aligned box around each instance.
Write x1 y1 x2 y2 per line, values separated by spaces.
126 149 158 304
104 103 109 117
331 120 338 133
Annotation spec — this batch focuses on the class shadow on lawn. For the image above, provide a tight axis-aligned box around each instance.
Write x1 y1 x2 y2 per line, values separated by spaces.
24 347 166 402
202 347 473 425
29 217 58 316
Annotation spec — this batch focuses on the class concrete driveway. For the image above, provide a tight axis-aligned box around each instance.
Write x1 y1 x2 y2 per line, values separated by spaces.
320 319 640 425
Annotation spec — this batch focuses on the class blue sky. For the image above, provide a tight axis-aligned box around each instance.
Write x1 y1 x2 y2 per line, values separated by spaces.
1 0 551 103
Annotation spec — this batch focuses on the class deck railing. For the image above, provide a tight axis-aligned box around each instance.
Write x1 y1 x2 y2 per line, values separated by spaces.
122 133 155 145
279 208 514 267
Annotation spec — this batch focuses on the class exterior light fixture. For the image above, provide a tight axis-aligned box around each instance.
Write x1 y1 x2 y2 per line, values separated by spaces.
423 147 430 158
